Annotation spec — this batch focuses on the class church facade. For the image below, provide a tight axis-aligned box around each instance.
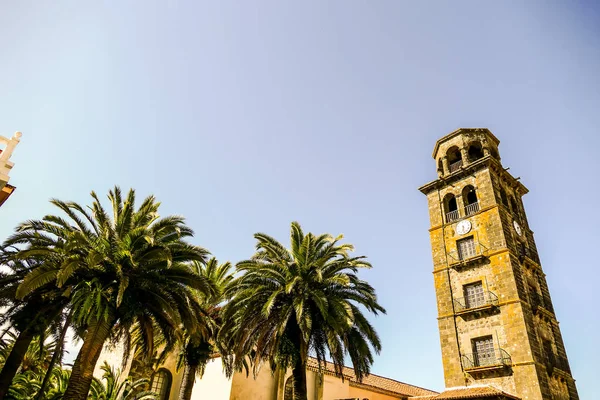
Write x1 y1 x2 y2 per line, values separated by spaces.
96 342 439 400
97 128 578 400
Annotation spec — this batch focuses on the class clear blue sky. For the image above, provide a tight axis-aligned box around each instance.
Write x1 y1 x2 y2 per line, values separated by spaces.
1 1 598 397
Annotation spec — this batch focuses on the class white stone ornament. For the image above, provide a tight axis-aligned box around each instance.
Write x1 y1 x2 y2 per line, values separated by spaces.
456 220 472 235
514 220 522 236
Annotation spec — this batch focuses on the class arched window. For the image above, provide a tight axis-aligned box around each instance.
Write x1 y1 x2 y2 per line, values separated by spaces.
510 197 521 219
151 369 172 400
467 142 484 162
447 146 463 173
444 193 459 223
462 186 479 216
284 377 294 400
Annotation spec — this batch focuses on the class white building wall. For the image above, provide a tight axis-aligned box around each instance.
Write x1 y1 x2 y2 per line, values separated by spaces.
190 359 232 400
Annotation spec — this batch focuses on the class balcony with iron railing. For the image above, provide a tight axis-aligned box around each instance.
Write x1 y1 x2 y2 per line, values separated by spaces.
448 241 489 268
461 348 512 371
448 159 463 173
446 209 460 223
445 203 480 224
464 201 480 216
454 291 499 316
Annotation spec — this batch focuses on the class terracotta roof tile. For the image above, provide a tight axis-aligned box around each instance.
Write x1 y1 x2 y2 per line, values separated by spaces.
306 358 438 398
428 386 520 400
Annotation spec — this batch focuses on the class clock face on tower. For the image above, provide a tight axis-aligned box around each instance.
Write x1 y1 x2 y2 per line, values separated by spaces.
456 220 472 235
513 220 522 236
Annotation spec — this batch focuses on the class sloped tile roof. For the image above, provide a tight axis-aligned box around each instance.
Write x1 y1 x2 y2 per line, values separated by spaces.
0 184 15 208
306 358 438 398
423 385 520 400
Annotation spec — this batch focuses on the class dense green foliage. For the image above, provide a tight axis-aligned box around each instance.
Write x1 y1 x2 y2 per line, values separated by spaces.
0 331 67 399
89 361 157 400
176 258 234 400
221 222 386 400
0 187 385 400
0 187 213 399
0 253 71 398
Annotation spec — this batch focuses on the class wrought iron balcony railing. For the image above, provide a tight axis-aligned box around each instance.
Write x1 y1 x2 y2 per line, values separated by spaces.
449 159 463 173
448 241 489 267
446 209 460 223
461 348 512 371
454 291 498 314
464 202 480 216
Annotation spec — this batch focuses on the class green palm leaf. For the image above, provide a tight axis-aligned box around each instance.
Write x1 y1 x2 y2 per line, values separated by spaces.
221 222 386 400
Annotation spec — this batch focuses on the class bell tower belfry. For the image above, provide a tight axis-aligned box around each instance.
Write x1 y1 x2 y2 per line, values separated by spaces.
419 128 578 400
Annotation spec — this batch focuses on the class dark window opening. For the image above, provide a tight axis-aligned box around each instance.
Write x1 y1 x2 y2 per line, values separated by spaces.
543 339 556 369
463 186 478 205
510 197 520 219
463 186 479 215
519 242 528 258
468 142 484 162
529 283 541 312
447 146 463 172
448 197 458 212
444 194 459 222
499 188 509 207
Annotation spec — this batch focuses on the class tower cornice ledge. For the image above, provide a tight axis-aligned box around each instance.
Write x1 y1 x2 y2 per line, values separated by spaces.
418 156 529 195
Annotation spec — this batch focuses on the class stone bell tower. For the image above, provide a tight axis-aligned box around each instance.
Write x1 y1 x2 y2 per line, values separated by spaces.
419 128 578 400
0 131 21 208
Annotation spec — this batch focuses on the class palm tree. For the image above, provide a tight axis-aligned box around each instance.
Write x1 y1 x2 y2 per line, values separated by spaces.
44 367 71 400
4 369 42 399
221 222 386 400
0 330 70 400
6 187 213 399
177 258 234 400
33 309 73 400
0 253 69 399
88 361 157 400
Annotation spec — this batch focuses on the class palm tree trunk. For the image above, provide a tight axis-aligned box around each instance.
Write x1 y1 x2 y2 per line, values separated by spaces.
291 360 308 400
178 363 198 400
62 317 114 400
0 328 35 398
34 310 73 400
